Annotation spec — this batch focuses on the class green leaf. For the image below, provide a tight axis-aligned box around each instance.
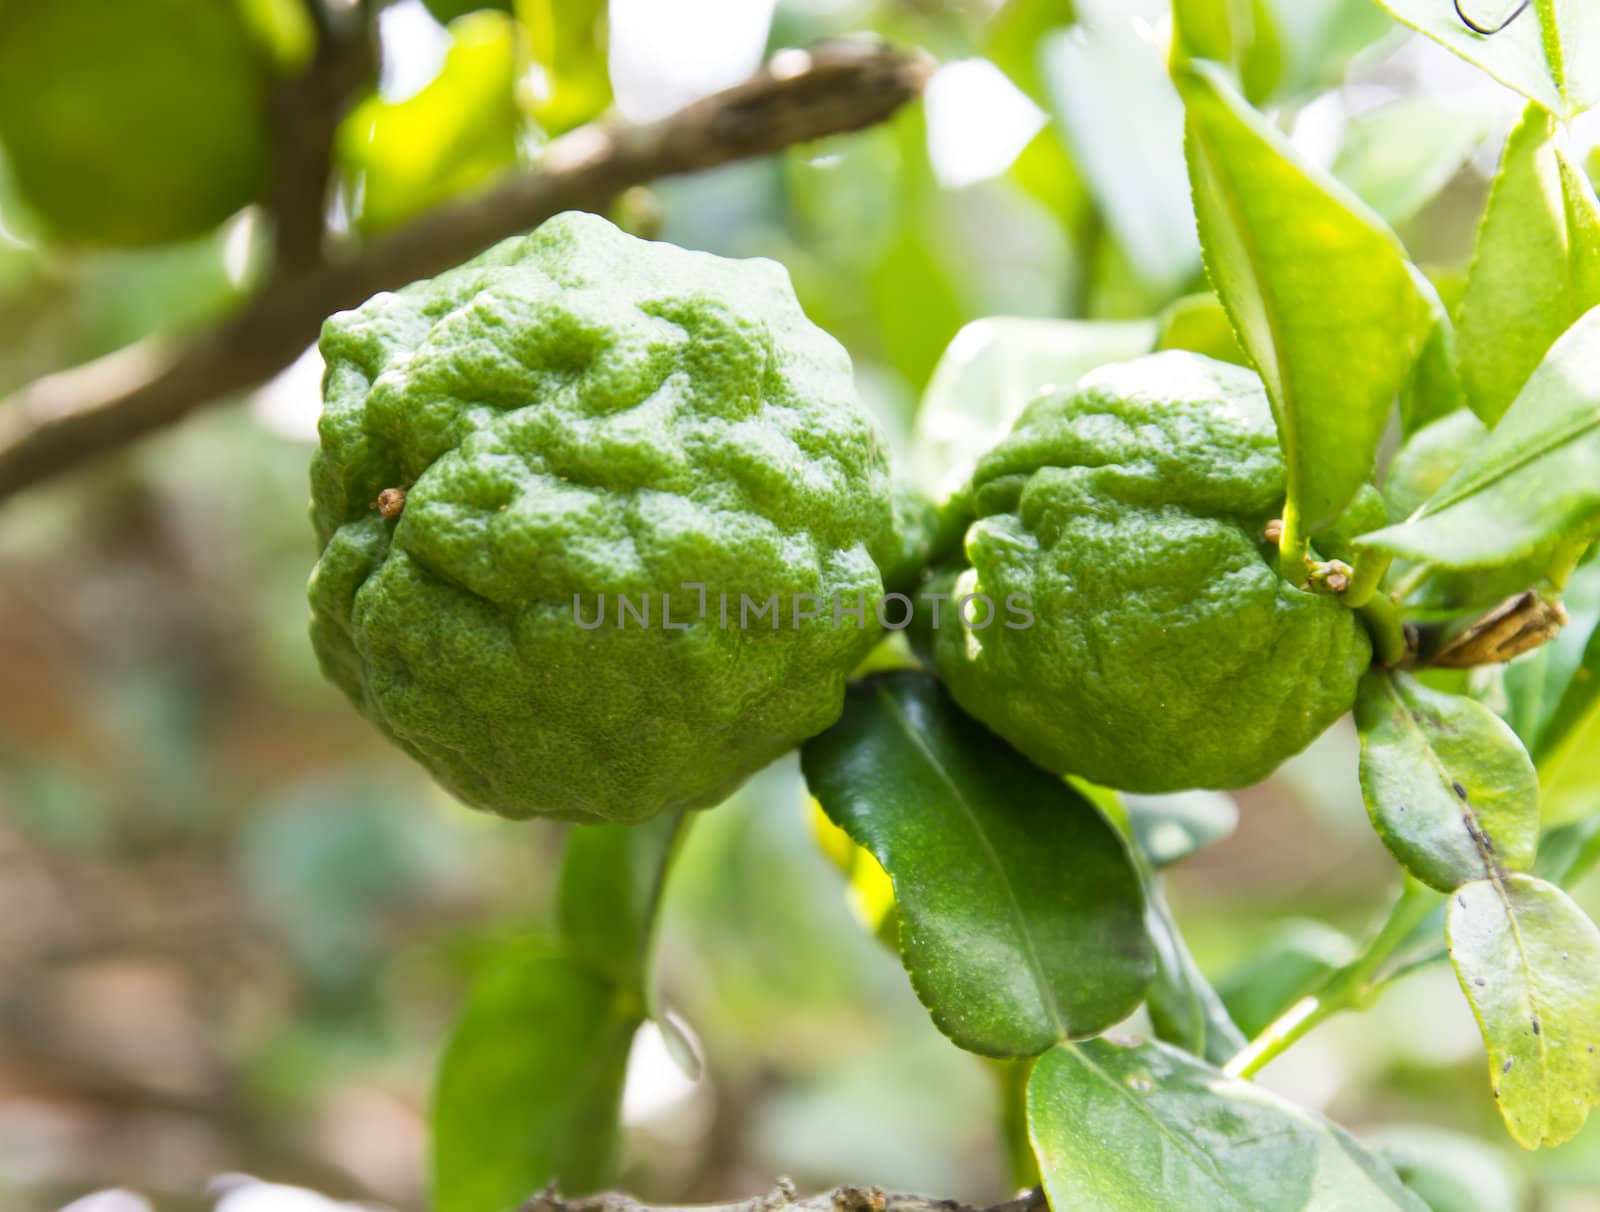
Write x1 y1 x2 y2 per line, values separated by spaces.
432 945 640 1212
1258 0 1396 99
911 316 1156 501
516 0 610 136
1154 293 1249 366
1446 874 1600 1149
338 12 525 234
1332 98 1494 228
1027 1038 1429 1211
1355 671 1540 892
1171 0 1283 103
1124 791 1239 868
1041 4 1200 294
1368 1 1600 119
1501 556 1600 760
1177 58 1427 533
1217 919 1356 1037
1357 305 1600 570
1456 104 1600 427
1367 1125 1529 1212
800 671 1153 1057
1402 271 1469 434
1143 880 1247 1066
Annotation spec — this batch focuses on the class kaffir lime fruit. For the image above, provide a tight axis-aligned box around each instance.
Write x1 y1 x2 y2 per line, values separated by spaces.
935 352 1371 793
309 212 896 823
0 0 274 246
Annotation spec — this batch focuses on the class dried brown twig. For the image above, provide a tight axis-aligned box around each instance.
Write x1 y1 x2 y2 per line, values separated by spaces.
0 40 931 506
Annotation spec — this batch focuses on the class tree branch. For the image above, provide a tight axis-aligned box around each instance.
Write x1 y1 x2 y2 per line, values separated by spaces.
0 40 932 506
520 1183 1047 1212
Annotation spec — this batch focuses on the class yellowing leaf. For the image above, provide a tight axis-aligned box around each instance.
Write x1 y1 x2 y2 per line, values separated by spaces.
339 12 525 234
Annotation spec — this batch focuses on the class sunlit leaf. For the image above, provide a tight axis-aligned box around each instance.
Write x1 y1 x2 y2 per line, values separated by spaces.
1501 557 1600 761
1456 104 1600 427
516 0 610 136
1041 3 1200 293
1357 305 1600 570
1154 293 1249 366
1027 1038 1428 1211
1259 0 1396 99
1402 272 1468 434
1171 0 1283 103
432 945 639 1212
801 672 1153 1057
911 316 1155 500
1177 59 1427 533
1124 791 1239 868
1356 671 1539 891
1369 0 1600 119
338 12 525 234
1333 98 1494 228
1447 874 1600 1149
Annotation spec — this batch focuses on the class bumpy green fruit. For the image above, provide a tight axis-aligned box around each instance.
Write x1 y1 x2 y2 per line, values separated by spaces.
309 212 896 823
935 352 1371 793
0 0 272 246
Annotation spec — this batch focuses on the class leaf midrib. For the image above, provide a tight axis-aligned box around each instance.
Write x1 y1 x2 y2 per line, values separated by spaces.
877 686 1069 1042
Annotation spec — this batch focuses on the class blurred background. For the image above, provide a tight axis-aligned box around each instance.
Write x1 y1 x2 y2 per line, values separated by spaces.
2 1 1600 1209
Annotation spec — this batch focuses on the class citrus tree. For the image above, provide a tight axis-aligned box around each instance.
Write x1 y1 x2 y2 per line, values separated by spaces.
3 2 1600 1211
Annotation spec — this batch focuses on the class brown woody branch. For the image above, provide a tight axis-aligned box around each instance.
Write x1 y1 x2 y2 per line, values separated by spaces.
0 40 932 506
520 1183 1047 1212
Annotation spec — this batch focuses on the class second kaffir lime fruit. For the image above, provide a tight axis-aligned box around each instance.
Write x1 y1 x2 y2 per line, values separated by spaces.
309 212 896 823
935 352 1372 793
0 0 274 246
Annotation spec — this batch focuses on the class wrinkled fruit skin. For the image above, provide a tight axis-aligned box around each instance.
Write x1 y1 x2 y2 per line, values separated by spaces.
935 352 1371 793
0 0 272 246
310 212 896 823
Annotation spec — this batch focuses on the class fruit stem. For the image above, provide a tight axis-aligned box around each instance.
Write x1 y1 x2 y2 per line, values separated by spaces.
1224 879 1442 1080
1276 505 1309 583
1358 593 1409 668
1341 551 1391 609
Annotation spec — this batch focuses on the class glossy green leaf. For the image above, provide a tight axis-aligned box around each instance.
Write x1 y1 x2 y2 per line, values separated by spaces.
1356 671 1539 891
1027 1038 1428 1211
800 672 1153 1058
911 316 1156 501
1357 305 1600 570
1143 879 1246 1066
1124 791 1239 868
1538 698 1600 825
1154 293 1249 366
517 0 610 136
1332 98 1494 228
1369 0 1600 119
338 12 524 233
1041 3 1200 293
432 945 640 1212
1457 104 1600 427
1178 59 1427 532
1447 874 1600 1148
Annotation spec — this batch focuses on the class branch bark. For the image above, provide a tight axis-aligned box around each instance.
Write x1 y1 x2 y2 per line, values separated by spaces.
0 40 931 505
520 1183 1047 1212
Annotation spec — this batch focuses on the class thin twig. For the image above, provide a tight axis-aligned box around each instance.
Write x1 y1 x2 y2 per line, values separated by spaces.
0 40 932 505
519 1183 1048 1212
267 0 377 273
